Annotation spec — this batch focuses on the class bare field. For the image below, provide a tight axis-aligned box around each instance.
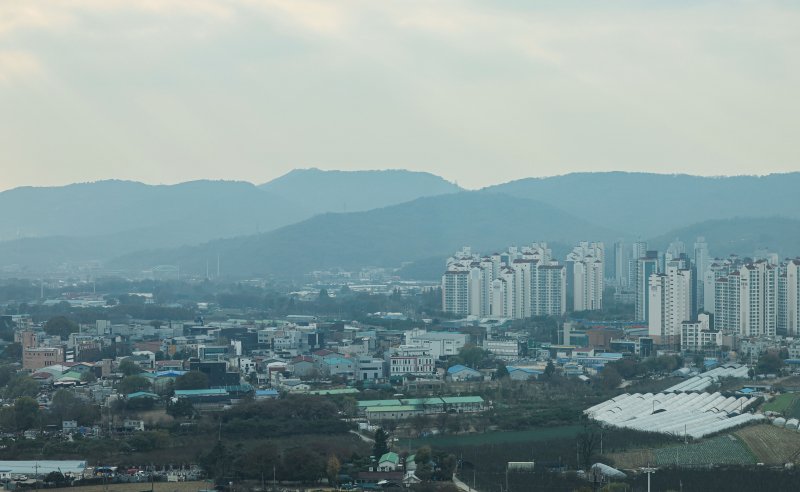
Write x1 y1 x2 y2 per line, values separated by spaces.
52 482 211 492
735 424 800 465
606 448 655 469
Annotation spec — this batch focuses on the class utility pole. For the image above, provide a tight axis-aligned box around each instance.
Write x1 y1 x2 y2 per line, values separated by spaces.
642 467 656 492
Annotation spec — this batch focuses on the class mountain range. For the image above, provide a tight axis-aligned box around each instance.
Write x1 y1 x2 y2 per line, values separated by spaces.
0 170 797 279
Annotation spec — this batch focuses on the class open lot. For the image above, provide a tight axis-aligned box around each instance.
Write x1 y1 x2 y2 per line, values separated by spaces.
734 424 800 465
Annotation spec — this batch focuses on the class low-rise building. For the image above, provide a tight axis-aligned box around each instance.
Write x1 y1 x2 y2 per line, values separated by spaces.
23 347 64 371
388 346 434 378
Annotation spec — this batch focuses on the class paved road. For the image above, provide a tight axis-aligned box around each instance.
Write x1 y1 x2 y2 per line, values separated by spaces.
350 430 375 443
453 474 480 492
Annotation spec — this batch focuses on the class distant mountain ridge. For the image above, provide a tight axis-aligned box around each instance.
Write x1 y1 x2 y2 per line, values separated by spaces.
485 172 800 237
111 192 616 278
648 216 800 259
260 168 462 213
1 170 798 277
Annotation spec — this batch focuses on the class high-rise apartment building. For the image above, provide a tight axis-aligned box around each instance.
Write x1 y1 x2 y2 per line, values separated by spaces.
567 241 605 311
648 264 693 343
442 244 566 319
693 237 710 310
635 251 660 322
613 239 628 287
783 259 800 335
712 257 778 337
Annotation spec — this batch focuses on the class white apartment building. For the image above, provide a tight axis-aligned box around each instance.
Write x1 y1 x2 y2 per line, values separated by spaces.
635 251 660 322
781 259 800 336
693 237 710 311
404 328 467 359
442 244 566 320
648 264 693 342
740 261 778 337
681 313 721 352
388 346 435 377
567 241 604 311
713 258 778 337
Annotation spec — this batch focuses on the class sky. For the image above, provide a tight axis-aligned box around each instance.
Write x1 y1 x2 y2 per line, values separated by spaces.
0 0 798 191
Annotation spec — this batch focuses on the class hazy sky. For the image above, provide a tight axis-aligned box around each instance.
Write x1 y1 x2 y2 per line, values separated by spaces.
1 1 798 191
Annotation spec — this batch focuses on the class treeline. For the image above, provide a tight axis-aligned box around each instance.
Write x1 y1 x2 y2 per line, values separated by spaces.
220 395 353 438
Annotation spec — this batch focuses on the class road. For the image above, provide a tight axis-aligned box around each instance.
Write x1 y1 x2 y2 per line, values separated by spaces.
350 430 375 443
453 474 480 492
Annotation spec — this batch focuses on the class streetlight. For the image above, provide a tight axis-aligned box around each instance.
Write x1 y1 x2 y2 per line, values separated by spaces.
642 467 656 492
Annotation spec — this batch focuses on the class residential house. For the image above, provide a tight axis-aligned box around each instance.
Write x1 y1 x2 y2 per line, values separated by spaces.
378 452 400 472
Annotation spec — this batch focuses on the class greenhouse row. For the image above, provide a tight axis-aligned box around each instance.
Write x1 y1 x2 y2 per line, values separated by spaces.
585 391 763 438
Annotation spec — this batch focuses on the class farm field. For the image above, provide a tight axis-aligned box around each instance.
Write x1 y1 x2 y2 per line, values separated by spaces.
407 425 582 448
734 424 800 464
762 393 797 413
609 434 755 468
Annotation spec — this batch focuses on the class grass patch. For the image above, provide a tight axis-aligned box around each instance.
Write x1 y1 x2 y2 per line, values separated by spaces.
762 393 797 413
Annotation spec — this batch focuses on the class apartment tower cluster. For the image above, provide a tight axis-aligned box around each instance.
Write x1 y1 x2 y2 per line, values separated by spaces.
442 242 606 319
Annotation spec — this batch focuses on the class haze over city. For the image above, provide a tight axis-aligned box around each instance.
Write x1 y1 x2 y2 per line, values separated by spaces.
1 2 799 492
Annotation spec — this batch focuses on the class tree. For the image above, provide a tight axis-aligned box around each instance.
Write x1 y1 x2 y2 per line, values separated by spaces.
116 375 151 395
45 471 67 485
3 374 39 399
598 366 622 390
436 453 458 479
238 443 279 484
495 362 509 379
373 428 389 460
282 446 325 482
414 446 433 481
49 389 100 426
166 398 194 418
44 316 78 339
411 414 430 435
175 371 209 390
200 440 235 484
81 371 97 383
757 352 784 375
12 397 40 430
117 359 143 376
452 345 490 369
326 455 341 487
577 419 599 470
1 342 21 361
544 360 556 379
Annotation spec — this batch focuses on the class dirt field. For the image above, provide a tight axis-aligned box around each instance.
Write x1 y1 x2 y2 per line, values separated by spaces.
52 482 211 492
734 424 800 464
606 448 655 469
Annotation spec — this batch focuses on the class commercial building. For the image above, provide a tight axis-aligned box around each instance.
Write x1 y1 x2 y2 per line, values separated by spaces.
23 347 64 371
404 328 467 359
388 346 434 377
